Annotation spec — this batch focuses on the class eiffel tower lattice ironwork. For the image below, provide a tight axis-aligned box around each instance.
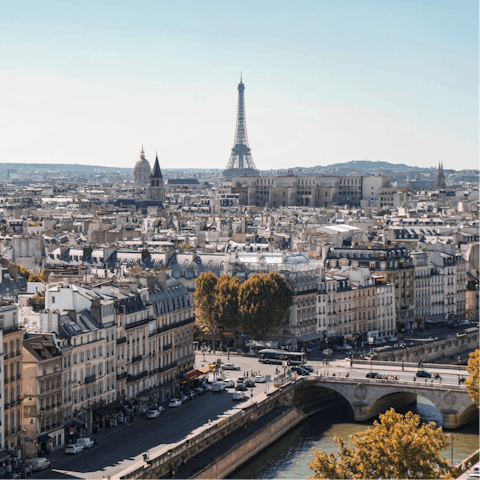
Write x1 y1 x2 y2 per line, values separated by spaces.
223 75 259 179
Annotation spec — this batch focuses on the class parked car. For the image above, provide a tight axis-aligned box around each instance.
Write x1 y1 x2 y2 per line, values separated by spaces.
387 336 398 342
416 370 432 378
189 391 197 400
254 375 266 383
195 386 205 395
168 398 182 408
232 391 246 400
76 437 94 449
222 363 240 370
180 394 189 403
366 372 380 378
235 383 247 391
30 458 50 472
301 365 314 372
65 444 84 455
147 409 161 419
223 379 236 388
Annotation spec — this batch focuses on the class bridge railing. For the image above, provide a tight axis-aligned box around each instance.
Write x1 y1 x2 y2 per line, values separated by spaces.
352 359 469 372
300 375 468 391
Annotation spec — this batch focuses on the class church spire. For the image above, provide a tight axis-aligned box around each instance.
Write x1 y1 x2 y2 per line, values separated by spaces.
151 151 163 179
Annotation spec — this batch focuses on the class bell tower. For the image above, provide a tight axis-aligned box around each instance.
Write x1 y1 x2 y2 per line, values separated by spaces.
147 151 165 203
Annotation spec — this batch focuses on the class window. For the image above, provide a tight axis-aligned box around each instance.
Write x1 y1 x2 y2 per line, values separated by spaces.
52 296 56 304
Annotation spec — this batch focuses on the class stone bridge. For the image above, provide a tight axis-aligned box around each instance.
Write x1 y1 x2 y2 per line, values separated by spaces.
289 376 477 429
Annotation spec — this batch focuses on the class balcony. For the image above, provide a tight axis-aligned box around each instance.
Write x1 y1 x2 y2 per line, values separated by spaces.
126 370 148 383
125 316 154 331
116 337 126 345
157 317 195 335
131 355 143 364
158 361 177 374
116 372 128 381
85 374 96 384
163 344 172 351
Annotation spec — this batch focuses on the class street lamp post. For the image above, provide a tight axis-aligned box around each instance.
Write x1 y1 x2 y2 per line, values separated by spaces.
250 388 253 404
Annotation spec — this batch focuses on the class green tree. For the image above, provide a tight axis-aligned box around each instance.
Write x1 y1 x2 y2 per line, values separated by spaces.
309 408 454 480
465 349 479 408
215 275 241 350
239 272 292 338
194 272 219 349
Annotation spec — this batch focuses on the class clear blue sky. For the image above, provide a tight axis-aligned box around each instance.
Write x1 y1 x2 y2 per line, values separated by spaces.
1 0 477 170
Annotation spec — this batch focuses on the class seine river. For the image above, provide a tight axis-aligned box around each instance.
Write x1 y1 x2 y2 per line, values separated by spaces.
229 398 479 479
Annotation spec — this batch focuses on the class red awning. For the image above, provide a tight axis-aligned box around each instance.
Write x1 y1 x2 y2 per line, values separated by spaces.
184 369 203 381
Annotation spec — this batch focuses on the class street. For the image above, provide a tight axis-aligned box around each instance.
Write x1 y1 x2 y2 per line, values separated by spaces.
34 351 469 479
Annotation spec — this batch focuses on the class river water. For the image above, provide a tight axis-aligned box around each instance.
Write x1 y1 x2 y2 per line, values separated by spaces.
229 398 479 479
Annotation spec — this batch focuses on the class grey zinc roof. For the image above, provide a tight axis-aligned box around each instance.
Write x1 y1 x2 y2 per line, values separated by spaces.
149 276 190 316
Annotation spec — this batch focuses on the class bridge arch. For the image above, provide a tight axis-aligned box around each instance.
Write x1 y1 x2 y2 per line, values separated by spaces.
292 379 477 429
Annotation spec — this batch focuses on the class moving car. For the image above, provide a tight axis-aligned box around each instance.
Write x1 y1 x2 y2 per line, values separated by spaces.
223 379 235 388
29 458 50 472
244 378 256 387
291 366 309 376
168 398 182 408
147 409 161 419
65 444 84 455
366 372 380 378
416 370 432 378
222 363 240 370
232 391 246 400
212 380 226 392
254 375 266 383
236 376 248 384
235 383 247 391
302 365 314 372
76 437 94 449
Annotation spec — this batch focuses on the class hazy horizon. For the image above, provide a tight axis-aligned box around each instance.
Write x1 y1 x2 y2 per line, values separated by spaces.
1 1 477 171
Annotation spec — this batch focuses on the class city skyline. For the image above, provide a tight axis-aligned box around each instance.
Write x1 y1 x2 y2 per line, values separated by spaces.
1 0 477 171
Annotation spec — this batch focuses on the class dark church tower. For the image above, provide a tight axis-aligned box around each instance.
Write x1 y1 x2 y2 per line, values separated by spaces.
147 152 165 202
435 161 446 189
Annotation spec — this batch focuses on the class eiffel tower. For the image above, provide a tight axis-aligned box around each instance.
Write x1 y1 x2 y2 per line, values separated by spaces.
223 75 259 180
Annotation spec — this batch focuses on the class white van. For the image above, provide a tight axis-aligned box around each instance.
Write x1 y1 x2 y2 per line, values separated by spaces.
30 457 50 471
211 380 226 392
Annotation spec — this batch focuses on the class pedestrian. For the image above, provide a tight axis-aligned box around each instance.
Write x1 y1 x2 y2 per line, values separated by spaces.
413 376 416 382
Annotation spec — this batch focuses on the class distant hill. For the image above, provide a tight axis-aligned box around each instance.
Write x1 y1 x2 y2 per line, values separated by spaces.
312 160 433 173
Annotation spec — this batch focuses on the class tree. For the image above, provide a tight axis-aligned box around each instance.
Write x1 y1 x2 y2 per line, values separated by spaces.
309 408 455 479
239 272 292 338
215 275 241 350
194 272 219 348
465 349 479 408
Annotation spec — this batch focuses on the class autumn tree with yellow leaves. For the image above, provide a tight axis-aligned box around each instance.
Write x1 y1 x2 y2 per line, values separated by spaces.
309 408 455 479
465 349 479 408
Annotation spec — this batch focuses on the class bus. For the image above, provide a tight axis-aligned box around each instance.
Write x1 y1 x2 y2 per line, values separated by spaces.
258 349 307 365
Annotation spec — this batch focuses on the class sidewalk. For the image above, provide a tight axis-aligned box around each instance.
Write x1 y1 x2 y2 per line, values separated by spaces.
163 406 292 479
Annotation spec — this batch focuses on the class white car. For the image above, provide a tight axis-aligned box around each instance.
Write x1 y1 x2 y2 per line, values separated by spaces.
254 375 266 383
168 398 182 408
222 363 240 370
147 409 161 419
76 437 94 449
232 391 246 400
223 379 235 388
65 444 84 455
